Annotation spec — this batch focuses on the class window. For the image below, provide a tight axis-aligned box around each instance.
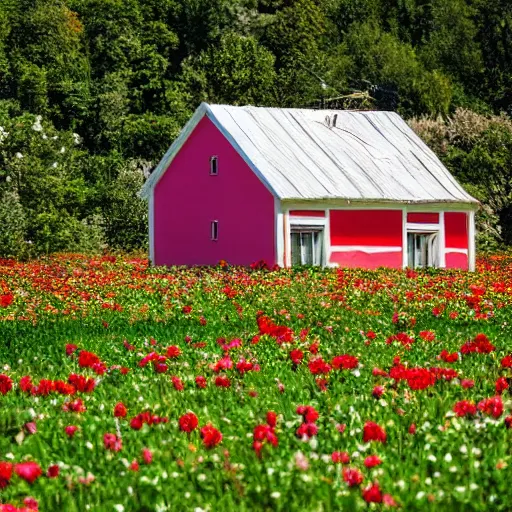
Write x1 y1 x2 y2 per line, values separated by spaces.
291 228 324 266
210 156 218 175
407 232 439 268
211 221 218 241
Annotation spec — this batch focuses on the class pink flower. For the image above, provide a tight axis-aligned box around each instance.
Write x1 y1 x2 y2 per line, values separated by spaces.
142 448 153 464
372 386 385 399
332 451 350 464
342 467 364 487
103 433 122 452
14 462 42 484
65 425 79 438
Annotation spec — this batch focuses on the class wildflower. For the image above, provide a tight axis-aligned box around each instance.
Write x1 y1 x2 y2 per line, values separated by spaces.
408 423 417 435
372 386 385 399
362 482 383 503
332 451 350 464
477 396 503 418
200 424 222 448
215 375 231 388
495 377 509 395
179 413 199 433
47 465 59 478
453 400 477 417
461 379 475 389
14 462 42 484
296 405 319 423
103 433 122 452
290 349 304 365
114 402 128 418
65 425 79 438
363 422 386 443
364 455 382 468
0 461 13 489
195 376 207 388
0 374 12 395
166 346 181 358
171 376 184 391
342 467 364 487
331 354 358 370
142 448 153 464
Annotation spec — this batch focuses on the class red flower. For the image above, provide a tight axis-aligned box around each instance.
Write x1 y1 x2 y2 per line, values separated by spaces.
166 345 181 358
215 375 231 388
477 396 503 418
179 412 199 433
419 331 435 341
0 461 13 489
362 482 383 503
331 354 358 370
171 376 184 391
364 455 382 468
0 293 14 307
332 451 350 464
182 305 192 314
24 422 37 435
62 399 86 413
336 423 347 434
460 334 495 355
114 402 128 418
68 374 95 393
372 386 384 399
461 379 475 389
200 424 222 448
142 448 153 464
129 460 139 472
14 462 42 484
23 497 39 510
342 467 364 487
373 367 387 377
308 357 331 375
66 344 78 356
496 377 509 395
266 411 277 428
453 400 477 417
195 376 207 389
438 350 459 363
290 349 304 365
501 355 512 368
363 422 386 443
65 425 79 438
47 465 60 478
78 350 101 368
505 416 512 429
103 433 122 452
296 422 318 439
19 375 33 393
296 405 319 423
0 374 12 395
408 423 417 435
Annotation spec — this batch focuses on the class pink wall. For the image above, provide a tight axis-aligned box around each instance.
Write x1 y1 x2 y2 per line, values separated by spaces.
153 116 275 267
329 209 403 268
444 212 469 270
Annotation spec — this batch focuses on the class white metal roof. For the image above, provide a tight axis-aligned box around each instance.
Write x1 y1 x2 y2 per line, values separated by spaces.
141 103 478 206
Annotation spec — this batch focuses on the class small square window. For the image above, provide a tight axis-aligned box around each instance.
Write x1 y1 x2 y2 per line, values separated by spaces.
210 156 218 175
211 220 218 241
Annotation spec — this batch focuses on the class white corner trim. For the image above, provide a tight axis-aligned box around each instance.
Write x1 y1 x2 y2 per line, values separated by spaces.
439 211 446 268
330 245 402 254
275 199 284 267
148 191 155 264
402 207 408 268
324 209 331 266
468 210 476 271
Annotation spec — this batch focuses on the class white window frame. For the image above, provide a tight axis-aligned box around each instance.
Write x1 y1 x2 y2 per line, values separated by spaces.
288 216 327 266
210 156 218 175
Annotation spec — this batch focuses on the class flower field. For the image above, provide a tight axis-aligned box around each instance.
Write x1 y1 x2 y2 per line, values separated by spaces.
0 255 512 511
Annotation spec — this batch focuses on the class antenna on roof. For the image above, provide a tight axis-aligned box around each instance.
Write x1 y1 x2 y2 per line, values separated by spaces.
325 115 331 128
333 114 338 127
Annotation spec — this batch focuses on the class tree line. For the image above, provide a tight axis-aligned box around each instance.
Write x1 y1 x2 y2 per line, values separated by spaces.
0 0 511 257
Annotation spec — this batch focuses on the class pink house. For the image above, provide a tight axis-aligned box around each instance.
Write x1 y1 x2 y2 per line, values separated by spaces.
140 103 478 270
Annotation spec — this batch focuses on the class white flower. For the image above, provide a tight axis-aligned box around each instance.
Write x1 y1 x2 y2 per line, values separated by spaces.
85 442 93 450
270 492 281 499
352 369 360 377
416 492 425 500
425 478 432 485
114 505 125 512
427 454 436 462
449 466 458 472
395 480 405 489
198 474 206 481
267 468 275 476
470 483 478 491
184 493 191 499
455 487 466 493
15 152 23 159
60 146 66 153
52 162 58 168
32 116 43 132
73 133 81 144
472 448 482 457
459 445 467 454
444 453 452 462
